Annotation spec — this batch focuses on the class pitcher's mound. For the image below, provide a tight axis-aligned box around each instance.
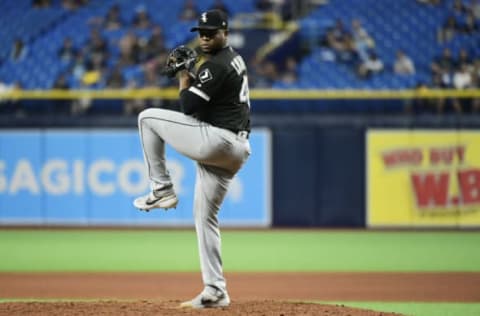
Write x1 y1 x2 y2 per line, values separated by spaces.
0 300 404 315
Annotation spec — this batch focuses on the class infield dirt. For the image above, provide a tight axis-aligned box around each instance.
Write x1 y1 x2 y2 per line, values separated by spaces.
1 272 479 315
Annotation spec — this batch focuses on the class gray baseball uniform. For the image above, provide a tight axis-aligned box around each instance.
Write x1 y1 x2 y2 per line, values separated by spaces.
137 44 251 295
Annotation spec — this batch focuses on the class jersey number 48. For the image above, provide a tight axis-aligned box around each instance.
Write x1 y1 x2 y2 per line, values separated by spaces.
231 56 251 108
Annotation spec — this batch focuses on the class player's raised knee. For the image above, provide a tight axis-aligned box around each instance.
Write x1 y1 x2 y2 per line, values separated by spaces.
138 108 168 127
138 108 155 121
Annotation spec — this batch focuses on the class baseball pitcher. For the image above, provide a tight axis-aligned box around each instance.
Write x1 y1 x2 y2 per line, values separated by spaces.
133 9 251 308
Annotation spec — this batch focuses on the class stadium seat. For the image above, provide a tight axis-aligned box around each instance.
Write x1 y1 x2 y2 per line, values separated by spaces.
0 0 477 92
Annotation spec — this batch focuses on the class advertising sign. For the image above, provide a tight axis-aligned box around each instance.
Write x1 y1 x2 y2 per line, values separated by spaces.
0 129 271 226
367 129 480 227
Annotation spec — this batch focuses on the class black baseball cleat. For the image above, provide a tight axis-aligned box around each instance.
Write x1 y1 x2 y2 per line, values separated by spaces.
133 183 178 211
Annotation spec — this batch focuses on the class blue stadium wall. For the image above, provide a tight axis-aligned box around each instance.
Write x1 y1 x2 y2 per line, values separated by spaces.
1 111 480 227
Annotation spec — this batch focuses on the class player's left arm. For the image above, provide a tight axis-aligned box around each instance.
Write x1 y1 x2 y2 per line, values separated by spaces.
178 71 193 92
179 61 227 114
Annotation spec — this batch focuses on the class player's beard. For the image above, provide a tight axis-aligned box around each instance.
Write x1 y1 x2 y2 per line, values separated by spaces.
200 43 212 53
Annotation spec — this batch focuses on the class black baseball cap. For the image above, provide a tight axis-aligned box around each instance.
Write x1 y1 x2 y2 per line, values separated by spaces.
190 9 228 32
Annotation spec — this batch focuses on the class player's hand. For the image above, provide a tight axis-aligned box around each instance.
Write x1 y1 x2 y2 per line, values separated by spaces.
161 45 198 78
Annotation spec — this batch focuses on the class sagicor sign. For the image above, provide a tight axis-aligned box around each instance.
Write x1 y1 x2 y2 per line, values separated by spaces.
0 129 271 226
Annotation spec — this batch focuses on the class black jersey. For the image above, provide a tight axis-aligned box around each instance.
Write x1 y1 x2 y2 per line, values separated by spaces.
180 46 251 133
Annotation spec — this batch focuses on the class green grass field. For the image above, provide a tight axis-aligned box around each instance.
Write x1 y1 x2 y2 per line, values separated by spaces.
1 229 479 315
320 302 480 316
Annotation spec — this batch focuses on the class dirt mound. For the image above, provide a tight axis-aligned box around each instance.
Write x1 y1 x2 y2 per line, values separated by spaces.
0 300 404 316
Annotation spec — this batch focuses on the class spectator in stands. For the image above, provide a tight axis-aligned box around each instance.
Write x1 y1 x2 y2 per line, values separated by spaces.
451 63 473 112
452 0 468 19
145 25 168 62
88 4 123 30
351 19 374 62
62 0 86 11
453 63 473 89
141 63 160 83
82 53 105 87
143 53 174 88
179 0 200 21
104 4 124 30
80 30 107 86
136 40 150 65
456 48 473 70
72 52 87 83
280 57 298 84
83 29 108 66
470 59 480 113
438 16 457 43
209 0 230 16
118 31 140 66
149 57 174 86
71 52 105 113
461 12 479 34
326 19 350 53
143 63 161 89
106 64 125 88
321 19 352 62
357 51 384 78
394 50 415 75
10 39 28 62
417 0 441 5
431 48 454 77
32 0 51 8
432 72 450 89
430 49 475 113
439 69 453 87
470 0 480 19
337 34 358 64
132 5 152 30
58 37 78 63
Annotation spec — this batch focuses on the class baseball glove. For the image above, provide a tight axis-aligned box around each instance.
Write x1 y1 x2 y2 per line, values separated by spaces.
161 45 198 78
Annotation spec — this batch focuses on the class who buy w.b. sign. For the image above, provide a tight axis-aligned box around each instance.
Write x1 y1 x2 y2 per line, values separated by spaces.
367 129 480 227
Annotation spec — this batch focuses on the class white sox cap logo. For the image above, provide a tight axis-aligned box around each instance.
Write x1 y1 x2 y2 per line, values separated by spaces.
201 12 207 23
199 68 213 83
